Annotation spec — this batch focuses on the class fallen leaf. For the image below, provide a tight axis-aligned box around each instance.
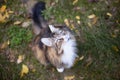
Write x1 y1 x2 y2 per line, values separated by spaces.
75 15 80 20
8 10 14 14
0 40 10 49
88 14 96 19
17 55 25 64
64 75 75 80
77 20 81 24
73 0 78 5
112 46 119 52
106 12 112 17
0 13 6 22
111 33 117 38
86 56 93 67
70 24 75 30
92 17 98 25
64 18 70 26
22 21 31 28
14 21 22 25
20 64 29 77
79 56 84 60
4 11 9 18
4 0 7 3
0 5 6 13
88 22 92 27
32 68 36 72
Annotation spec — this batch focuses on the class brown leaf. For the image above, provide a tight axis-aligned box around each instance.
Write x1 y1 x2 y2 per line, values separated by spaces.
20 64 29 77
64 75 75 80
64 18 70 26
88 14 96 19
0 13 6 23
22 21 31 28
73 0 78 5
17 55 25 64
14 21 22 25
0 5 6 13
0 40 10 49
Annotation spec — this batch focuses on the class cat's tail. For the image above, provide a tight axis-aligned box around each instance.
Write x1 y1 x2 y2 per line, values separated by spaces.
32 1 49 35
32 1 46 28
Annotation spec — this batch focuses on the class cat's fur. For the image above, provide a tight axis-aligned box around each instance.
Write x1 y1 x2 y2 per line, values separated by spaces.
31 1 77 72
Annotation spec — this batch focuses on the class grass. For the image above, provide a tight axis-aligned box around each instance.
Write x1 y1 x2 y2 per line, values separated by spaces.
0 0 120 80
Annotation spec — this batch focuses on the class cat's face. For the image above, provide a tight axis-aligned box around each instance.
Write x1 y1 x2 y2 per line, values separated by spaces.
41 25 71 54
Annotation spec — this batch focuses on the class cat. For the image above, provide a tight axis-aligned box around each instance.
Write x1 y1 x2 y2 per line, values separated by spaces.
31 1 77 72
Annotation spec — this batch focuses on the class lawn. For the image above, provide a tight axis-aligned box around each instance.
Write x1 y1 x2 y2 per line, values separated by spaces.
0 0 120 80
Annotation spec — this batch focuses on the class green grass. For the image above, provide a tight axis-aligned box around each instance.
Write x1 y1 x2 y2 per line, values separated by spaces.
0 0 120 80
8 25 33 48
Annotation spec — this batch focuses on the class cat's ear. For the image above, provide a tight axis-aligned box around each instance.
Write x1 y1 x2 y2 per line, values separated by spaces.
49 25 58 32
41 38 53 46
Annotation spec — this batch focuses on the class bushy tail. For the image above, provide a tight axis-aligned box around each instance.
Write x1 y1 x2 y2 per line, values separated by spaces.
32 1 46 28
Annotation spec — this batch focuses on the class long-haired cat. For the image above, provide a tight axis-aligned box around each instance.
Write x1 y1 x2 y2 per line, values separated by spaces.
31 1 77 72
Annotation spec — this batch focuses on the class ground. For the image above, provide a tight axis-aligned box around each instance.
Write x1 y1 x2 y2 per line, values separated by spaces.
0 0 120 80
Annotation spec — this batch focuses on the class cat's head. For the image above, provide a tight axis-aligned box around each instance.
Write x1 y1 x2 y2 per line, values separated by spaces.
40 25 71 54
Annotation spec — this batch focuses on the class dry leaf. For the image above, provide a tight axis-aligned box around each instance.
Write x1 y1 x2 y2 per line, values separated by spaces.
0 13 6 22
22 21 31 28
106 12 112 17
73 0 78 5
32 68 36 72
86 56 93 67
20 64 29 77
64 75 75 80
17 55 25 64
64 18 69 26
79 56 84 60
111 33 117 38
112 46 119 52
14 21 22 25
88 14 96 19
70 24 75 30
0 40 10 49
75 16 80 20
0 5 6 13
77 20 81 24
8 10 14 14
4 11 9 18
92 17 98 25
76 16 80 20
88 22 92 27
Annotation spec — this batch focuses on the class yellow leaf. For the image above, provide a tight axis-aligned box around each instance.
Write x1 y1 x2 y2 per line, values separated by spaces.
79 56 84 60
0 40 9 49
88 14 96 19
75 16 80 20
64 18 69 26
17 55 25 64
88 22 92 27
4 11 9 18
0 13 6 23
70 24 75 30
20 64 29 77
107 12 112 17
14 21 21 25
0 5 6 13
92 17 98 25
73 0 78 5
111 33 117 38
4 0 7 3
32 68 36 72
64 75 75 80
77 20 81 24
22 21 31 28
8 10 14 14
112 46 119 52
